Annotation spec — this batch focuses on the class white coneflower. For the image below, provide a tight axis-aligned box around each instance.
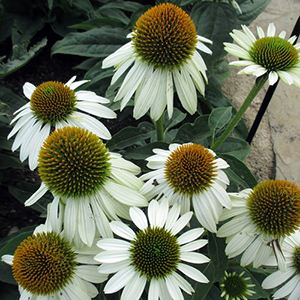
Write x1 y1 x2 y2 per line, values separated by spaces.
140 143 231 232
95 198 210 300
217 180 300 271
224 23 300 87
8 76 116 170
25 126 148 247
102 3 212 121
1 224 107 300
262 229 300 300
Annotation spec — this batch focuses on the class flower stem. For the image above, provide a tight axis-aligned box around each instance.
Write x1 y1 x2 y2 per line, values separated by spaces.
211 74 268 151
154 114 165 142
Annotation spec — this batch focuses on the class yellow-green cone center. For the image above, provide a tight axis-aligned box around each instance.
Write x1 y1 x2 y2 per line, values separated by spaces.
164 144 217 197
221 272 254 300
293 246 300 274
132 3 197 70
249 37 299 71
38 126 111 198
247 180 300 237
30 81 77 125
130 227 180 280
12 232 76 295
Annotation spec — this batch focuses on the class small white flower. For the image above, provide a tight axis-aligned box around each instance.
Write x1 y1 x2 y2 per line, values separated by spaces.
8 76 117 170
217 180 300 271
140 143 231 232
262 229 300 300
95 198 210 300
102 3 212 121
1 223 107 300
225 23 300 87
24 126 148 248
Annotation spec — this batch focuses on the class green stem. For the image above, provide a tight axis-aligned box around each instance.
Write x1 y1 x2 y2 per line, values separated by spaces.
154 114 165 142
211 74 268 151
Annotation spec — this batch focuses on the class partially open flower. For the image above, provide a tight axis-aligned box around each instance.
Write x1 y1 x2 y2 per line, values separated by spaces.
225 23 300 87
220 271 255 300
217 180 300 271
102 3 212 121
25 126 148 247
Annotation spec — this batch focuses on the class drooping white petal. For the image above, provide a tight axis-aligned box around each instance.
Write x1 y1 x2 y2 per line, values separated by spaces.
76 265 107 283
23 82 36 99
24 183 48 206
121 272 147 300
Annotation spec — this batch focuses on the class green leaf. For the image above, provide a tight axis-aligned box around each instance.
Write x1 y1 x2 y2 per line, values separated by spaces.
207 232 229 282
175 115 210 145
97 9 130 25
97 1 143 12
0 86 26 114
164 108 186 131
237 0 272 26
8 182 52 213
51 27 128 58
70 18 125 30
209 107 232 137
124 142 169 161
0 101 11 116
106 122 155 151
190 2 237 63
218 136 250 161
0 153 23 170
220 154 258 190
0 38 47 79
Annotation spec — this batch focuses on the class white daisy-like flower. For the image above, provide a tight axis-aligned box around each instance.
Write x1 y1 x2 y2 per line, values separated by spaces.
217 180 300 271
95 198 210 300
1 222 107 300
102 3 212 121
24 126 148 248
224 22 300 87
8 75 117 170
140 143 231 233
262 229 300 300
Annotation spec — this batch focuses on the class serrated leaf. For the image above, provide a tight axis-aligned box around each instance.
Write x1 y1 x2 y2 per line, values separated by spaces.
51 27 128 58
0 38 47 79
221 154 258 190
209 107 232 137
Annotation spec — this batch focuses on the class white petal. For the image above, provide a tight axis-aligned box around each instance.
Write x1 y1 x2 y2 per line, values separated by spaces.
177 228 205 245
130 206 148 230
64 199 78 242
1 254 13 265
97 238 131 251
262 268 295 289
170 212 193 235
268 71 279 85
24 183 48 206
98 259 131 274
110 221 136 240
76 101 116 119
23 82 36 99
94 250 130 263
76 265 107 283
165 204 181 231
149 280 160 300
121 272 147 300
178 263 209 283
165 276 184 300
104 266 135 294
267 23 276 37
180 252 210 264
180 240 208 252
